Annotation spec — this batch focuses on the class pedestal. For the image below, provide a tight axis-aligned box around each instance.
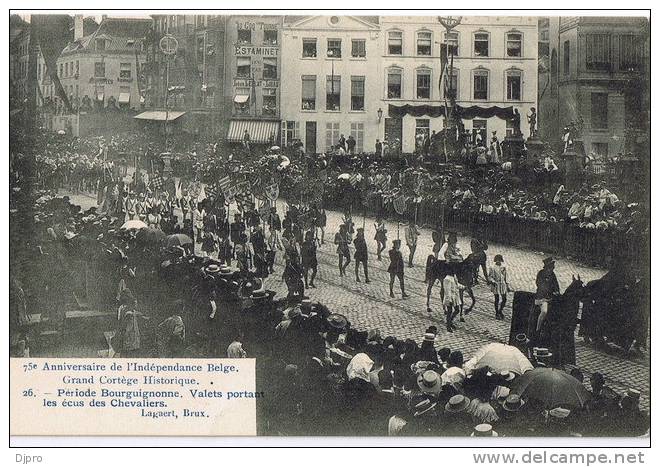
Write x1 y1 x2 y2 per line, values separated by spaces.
562 149 584 191
502 135 526 161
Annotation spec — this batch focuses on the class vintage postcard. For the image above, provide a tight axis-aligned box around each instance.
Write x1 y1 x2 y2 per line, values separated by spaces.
8 8 650 448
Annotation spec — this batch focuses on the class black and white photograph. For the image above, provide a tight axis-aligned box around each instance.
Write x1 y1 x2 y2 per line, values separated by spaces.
7 6 652 448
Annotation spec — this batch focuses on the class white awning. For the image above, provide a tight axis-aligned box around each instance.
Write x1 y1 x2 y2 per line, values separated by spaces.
226 120 280 143
118 93 130 104
234 94 250 104
133 111 186 122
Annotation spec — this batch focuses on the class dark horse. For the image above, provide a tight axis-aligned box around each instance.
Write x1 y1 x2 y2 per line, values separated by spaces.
425 254 482 314
511 275 585 367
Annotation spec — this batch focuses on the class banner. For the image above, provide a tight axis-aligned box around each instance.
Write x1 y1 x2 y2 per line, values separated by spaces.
258 203 271 221
393 193 407 215
224 180 251 204
264 183 279 202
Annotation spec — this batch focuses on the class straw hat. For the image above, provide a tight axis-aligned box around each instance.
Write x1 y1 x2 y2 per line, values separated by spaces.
471 423 498 437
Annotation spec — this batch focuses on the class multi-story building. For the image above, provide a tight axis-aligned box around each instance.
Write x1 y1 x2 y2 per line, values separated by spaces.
223 15 284 147
280 15 380 154
57 16 151 112
146 14 227 136
380 16 538 153
538 16 649 157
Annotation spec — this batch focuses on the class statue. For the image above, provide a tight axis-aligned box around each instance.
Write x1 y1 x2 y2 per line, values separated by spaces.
527 107 537 138
562 126 574 154
511 108 522 138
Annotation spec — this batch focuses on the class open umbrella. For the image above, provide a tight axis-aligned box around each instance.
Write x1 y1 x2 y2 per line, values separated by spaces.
511 367 591 409
120 219 148 230
166 233 193 248
464 342 534 375
136 228 166 245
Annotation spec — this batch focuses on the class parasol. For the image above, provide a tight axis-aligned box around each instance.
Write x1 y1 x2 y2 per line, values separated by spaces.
165 233 193 248
464 342 534 375
120 219 148 230
511 367 591 409
136 228 166 245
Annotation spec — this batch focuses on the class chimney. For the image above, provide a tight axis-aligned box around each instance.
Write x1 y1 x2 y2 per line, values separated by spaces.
74 14 84 41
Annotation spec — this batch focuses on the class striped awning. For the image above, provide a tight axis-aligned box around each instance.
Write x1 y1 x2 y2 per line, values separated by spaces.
133 111 186 122
226 120 280 144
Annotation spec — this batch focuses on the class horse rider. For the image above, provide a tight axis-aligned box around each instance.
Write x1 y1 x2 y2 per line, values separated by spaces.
535 257 560 335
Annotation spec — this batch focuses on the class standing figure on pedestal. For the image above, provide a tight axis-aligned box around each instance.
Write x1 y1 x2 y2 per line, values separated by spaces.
489 131 502 164
527 107 537 138
562 126 574 154
511 108 522 137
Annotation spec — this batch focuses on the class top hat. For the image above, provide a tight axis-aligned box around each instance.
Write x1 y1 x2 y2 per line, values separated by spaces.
445 394 470 413
543 257 556 266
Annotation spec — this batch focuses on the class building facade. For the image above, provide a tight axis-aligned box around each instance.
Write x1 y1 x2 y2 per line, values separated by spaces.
222 15 284 146
280 15 381 154
538 16 649 157
380 16 538 153
57 17 151 112
147 14 227 135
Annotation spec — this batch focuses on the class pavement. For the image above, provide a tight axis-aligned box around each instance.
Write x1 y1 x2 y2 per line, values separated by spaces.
58 189 651 410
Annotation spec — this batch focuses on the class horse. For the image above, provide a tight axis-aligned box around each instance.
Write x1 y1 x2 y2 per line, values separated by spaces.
425 254 482 314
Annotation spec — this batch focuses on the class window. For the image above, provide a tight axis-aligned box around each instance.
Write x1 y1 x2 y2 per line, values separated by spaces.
444 69 459 99
301 75 316 110
563 40 570 76
59 64 63 77
388 31 403 55
327 39 342 58
234 87 250 114
94 62 105 78
416 70 431 99
415 119 430 140
591 92 608 129
65 62 69 77
237 27 252 45
387 69 402 98
302 38 317 58
445 31 459 56
350 122 364 153
120 63 132 80
264 29 277 45
351 39 366 58
37 63 41 81
236 57 251 78
351 76 365 111
326 75 341 111
506 70 522 100
592 143 608 157
473 119 487 143
619 35 643 71
325 122 340 150
284 121 300 145
417 31 432 56
96 39 106 51
585 34 611 71
263 58 277 79
474 32 489 57
76 61 79 76
263 88 277 116
506 32 522 57
473 69 488 100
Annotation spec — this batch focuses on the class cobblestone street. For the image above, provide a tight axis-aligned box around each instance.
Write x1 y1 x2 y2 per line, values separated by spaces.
63 191 650 409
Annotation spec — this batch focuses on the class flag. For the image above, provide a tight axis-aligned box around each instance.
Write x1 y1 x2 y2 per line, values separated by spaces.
150 173 164 190
196 184 207 203
218 175 232 193
348 173 360 187
205 183 219 200
174 178 182 199
393 194 407 215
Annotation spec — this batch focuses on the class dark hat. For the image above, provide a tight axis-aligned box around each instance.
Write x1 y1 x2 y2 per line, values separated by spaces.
445 394 470 413
502 394 525 412
543 257 555 266
494 254 504 263
327 313 349 331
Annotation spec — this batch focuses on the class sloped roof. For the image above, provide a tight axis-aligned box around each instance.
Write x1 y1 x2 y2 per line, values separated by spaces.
61 17 151 55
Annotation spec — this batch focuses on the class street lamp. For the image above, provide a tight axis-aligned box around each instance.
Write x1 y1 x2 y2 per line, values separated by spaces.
377 107 383 122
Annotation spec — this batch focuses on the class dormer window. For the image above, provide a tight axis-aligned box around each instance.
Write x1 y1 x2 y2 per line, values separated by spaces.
96 38 106 51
